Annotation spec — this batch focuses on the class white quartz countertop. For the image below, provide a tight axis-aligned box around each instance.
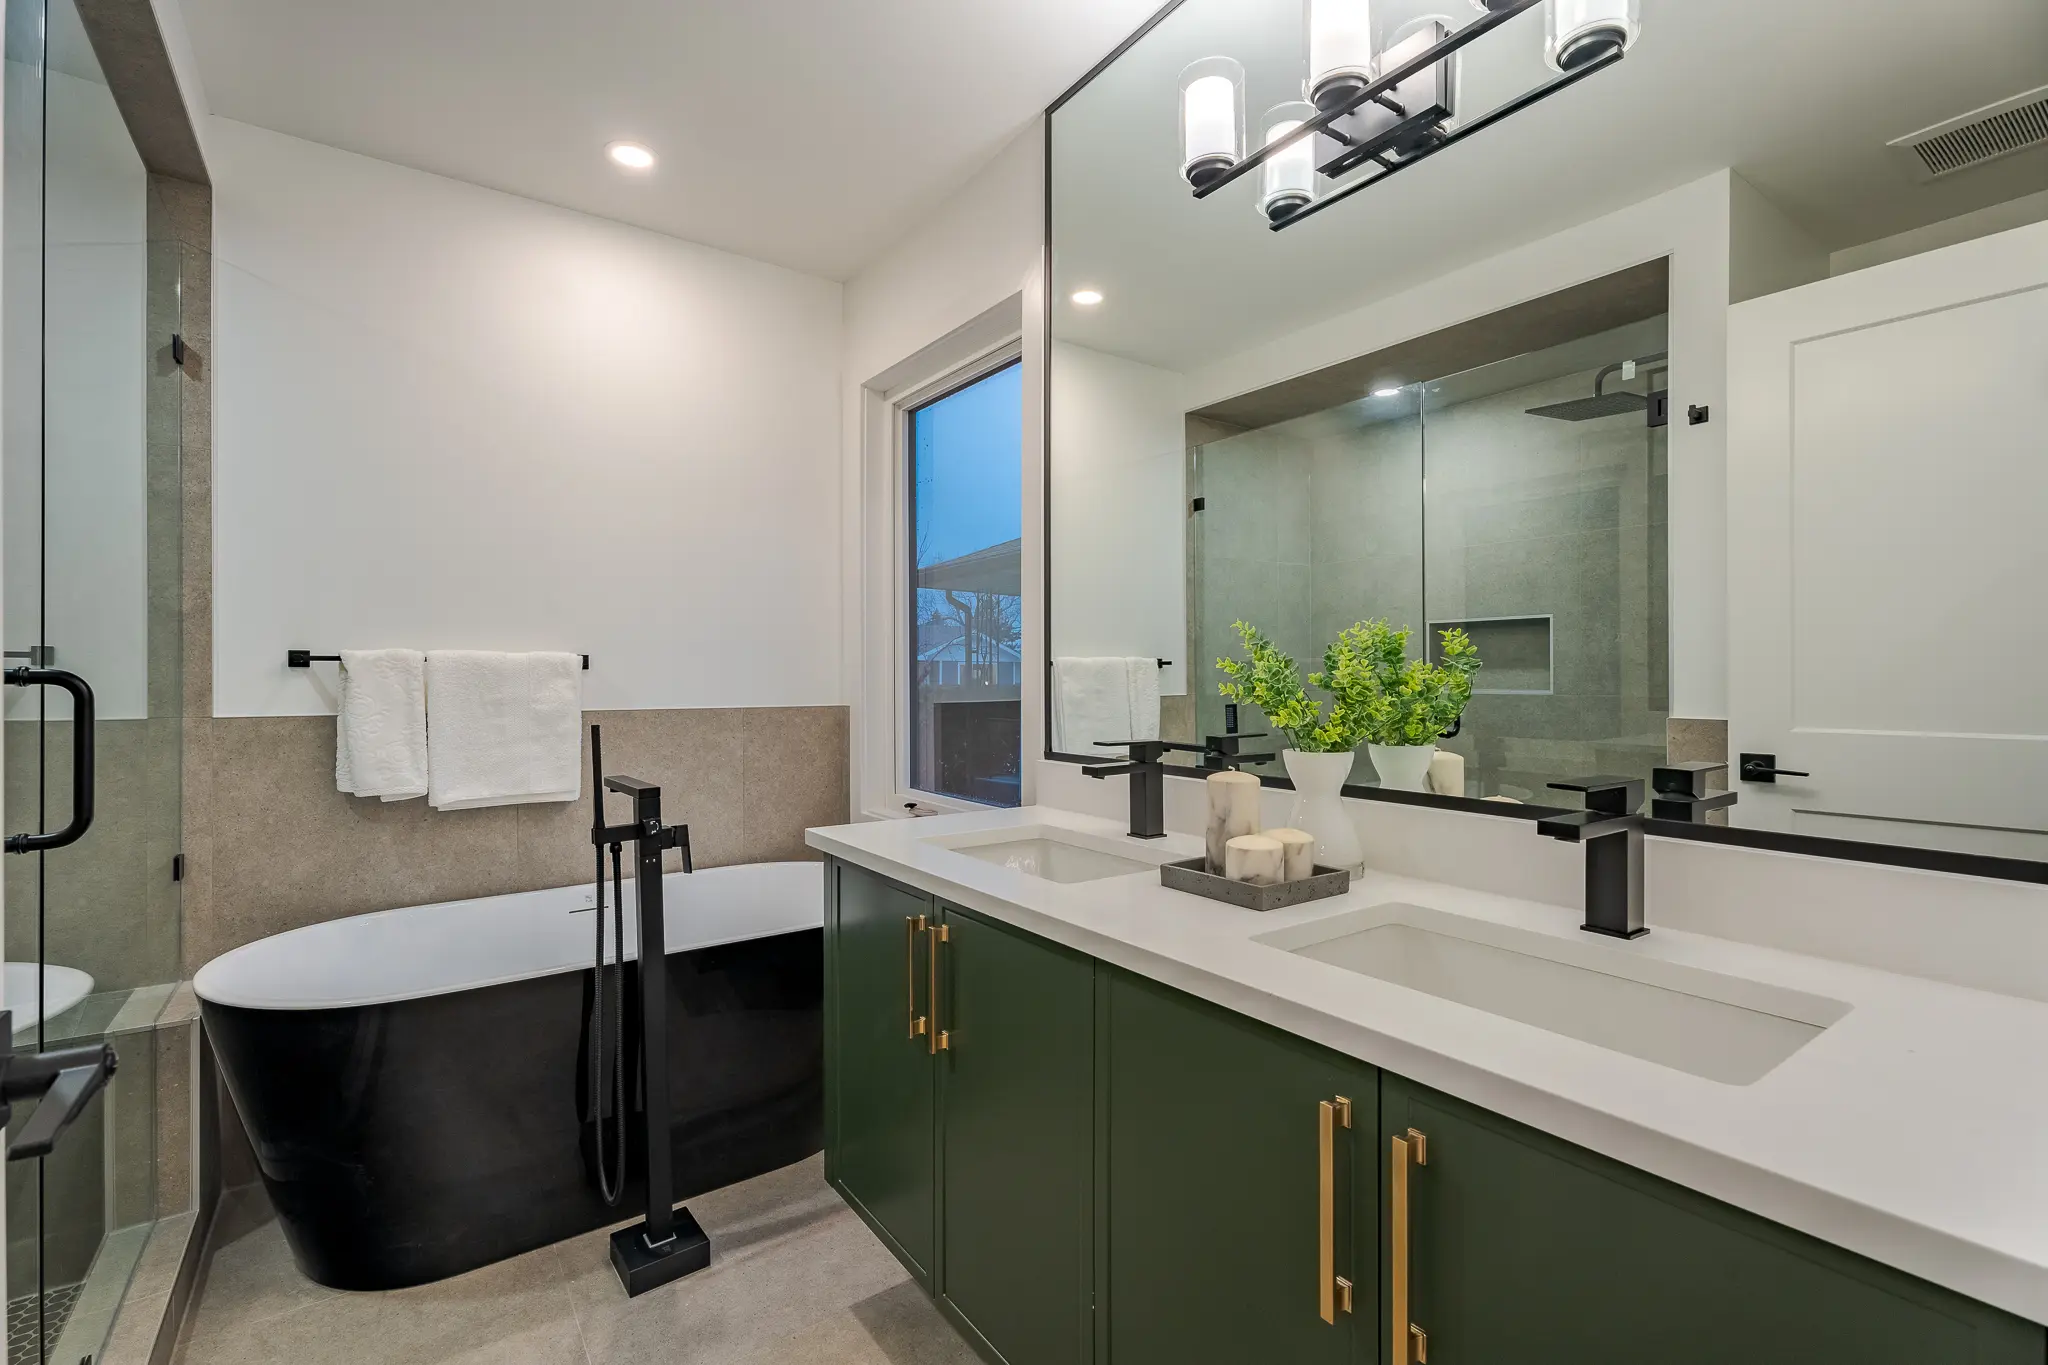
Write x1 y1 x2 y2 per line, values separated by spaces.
808 805 2048 1325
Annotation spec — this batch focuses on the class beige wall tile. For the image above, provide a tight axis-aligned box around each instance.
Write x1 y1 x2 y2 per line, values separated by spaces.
185 706 848 969
742 706 850 863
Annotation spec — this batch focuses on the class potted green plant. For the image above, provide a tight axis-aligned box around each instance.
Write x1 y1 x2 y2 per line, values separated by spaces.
1318 620 1481 792
1214 621 1369 872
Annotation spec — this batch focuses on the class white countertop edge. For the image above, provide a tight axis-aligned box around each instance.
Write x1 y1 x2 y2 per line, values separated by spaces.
809 812 2048 1325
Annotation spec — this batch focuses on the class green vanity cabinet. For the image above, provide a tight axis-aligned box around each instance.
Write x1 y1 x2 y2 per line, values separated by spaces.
1099 969 1378 1365
825 860 938 1279
936 906 1095 1365
827 859 2045 1365
1378 1074 2045 1365
825 860 1094 1365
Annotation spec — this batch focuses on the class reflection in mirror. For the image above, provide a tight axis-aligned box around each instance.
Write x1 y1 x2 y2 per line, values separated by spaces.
1049 0 2048 872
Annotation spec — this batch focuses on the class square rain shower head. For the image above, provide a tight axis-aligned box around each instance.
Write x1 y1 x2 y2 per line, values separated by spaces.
1525 391 1650 421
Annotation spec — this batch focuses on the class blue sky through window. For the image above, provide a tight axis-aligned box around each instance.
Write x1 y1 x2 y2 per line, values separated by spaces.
913 362 1022 570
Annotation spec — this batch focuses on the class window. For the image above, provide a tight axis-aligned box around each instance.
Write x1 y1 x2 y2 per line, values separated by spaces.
908 359 1023 806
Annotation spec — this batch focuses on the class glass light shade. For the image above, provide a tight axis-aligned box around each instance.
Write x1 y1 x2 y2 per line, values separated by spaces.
1545 0 1640 71
1259 104 1317 223
1307 0 1376 111
1178 57 1245 188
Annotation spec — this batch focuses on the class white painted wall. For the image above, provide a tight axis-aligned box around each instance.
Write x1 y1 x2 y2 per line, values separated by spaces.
1047 340 1187 702
1179 172 1738 721
841 123 1043 815
1833 188 2048 277
209 117 843 717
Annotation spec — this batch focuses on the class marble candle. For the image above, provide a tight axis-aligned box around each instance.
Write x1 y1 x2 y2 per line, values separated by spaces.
1224 834 1284 886
1205 770 1263 874
1267 827 1316 881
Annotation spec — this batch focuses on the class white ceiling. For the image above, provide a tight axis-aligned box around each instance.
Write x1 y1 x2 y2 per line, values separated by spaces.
1052 0 2048 372
177 0 1165 280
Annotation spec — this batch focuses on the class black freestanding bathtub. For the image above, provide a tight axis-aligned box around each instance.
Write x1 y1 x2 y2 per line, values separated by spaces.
195 862 823 1290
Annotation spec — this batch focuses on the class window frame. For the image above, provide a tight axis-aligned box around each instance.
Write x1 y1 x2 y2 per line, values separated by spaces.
888 339 1026 813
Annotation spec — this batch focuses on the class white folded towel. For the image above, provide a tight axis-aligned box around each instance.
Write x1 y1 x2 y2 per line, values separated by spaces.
1053 657 1136 755
1124 656 1161 744
335 649 428 801
425 651 583 811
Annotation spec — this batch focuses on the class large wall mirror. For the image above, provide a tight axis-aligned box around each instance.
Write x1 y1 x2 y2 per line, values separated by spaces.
1046 0 2048 876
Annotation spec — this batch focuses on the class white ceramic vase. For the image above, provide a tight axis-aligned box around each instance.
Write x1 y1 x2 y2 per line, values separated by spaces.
1368 742 1437 793
1282 749 1364 875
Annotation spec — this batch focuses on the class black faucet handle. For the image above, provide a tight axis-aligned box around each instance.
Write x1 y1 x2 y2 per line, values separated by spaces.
1547 776 1645 816
1651 761 1725 798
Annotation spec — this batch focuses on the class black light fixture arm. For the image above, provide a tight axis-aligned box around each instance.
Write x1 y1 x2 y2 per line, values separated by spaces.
1269 44 1625 230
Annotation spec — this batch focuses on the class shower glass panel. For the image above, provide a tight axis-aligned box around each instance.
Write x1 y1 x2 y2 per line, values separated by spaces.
3 0 183 1356
1422 318 1671 799
1185 316 1669 801
1189 392 1424 785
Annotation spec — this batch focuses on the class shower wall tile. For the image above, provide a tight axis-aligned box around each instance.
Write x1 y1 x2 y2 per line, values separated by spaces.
181 705 849 974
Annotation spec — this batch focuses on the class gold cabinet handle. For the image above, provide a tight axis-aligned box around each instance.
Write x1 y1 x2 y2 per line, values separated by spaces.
1318 1096 1353 1323
905 915 928 1040
1391 1128 1429 1364
927 922 951 1053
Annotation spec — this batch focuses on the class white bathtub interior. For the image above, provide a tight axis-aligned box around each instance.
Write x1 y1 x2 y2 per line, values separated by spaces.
194 862 826 1011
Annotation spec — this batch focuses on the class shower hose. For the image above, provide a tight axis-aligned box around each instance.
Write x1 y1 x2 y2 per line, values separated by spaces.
591 835 628 1206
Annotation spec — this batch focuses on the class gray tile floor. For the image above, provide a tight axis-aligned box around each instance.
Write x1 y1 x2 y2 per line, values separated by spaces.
174 1156 982 1365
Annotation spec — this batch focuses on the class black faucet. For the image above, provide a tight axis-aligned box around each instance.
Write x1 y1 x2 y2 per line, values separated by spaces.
1084 740 1179 839
1085 735 1280 839
1196 733 1277 772
1647 762 1738 823
1537 777 1646 939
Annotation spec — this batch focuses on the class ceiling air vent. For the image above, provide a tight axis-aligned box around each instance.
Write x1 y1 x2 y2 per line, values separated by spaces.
1890 85 2048 181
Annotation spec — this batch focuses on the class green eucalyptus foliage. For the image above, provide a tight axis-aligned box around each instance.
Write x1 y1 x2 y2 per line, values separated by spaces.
1214 621 1364 753
1317 621 1481 747
1214 619 1483 754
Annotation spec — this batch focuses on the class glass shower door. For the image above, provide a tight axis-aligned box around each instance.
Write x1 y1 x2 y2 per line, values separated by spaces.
3 0 180 1357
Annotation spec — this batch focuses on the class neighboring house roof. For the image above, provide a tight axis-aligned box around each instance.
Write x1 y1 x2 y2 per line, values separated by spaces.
917 614 1022 664
917 538 1022 596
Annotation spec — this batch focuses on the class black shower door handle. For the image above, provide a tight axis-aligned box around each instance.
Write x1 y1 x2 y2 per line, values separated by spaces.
4 666 95 854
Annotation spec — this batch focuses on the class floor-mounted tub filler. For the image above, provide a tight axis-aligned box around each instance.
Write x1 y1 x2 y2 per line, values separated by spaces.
194 854 824 1292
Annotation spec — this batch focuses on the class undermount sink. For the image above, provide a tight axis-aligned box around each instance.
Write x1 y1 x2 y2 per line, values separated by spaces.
1257 904 1850 1085
926 825 1164 884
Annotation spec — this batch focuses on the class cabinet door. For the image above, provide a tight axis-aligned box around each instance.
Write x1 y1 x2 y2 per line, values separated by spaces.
825 862 936 1280
1102 970 1376 1365
936 905 1095 1365
1381 1075 2044 1365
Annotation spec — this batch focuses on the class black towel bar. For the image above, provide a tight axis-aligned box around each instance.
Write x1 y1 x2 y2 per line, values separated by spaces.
288 650 590 670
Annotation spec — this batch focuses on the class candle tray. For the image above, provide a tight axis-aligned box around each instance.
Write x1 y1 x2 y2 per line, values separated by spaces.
1159 857 1352 912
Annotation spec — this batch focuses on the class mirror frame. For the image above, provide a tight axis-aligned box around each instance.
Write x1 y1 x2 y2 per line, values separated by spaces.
1039 0 2048 889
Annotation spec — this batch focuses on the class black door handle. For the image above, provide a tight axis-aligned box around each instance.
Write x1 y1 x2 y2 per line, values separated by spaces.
1738 753 1810 784
0 1019 117 1161
4 667 93 854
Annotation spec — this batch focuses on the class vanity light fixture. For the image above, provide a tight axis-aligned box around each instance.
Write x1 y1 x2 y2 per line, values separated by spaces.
1071 289 1105 306
1182 0 1636 231
1178 57 1246 189
606 141 656 171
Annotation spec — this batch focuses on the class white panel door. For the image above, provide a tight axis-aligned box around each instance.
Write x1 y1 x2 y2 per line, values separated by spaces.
1727 219 2048 860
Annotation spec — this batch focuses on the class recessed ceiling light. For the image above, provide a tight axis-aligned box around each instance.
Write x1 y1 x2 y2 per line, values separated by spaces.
1372 386 1403 397
1071 289 1104 306
606 141 656 171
